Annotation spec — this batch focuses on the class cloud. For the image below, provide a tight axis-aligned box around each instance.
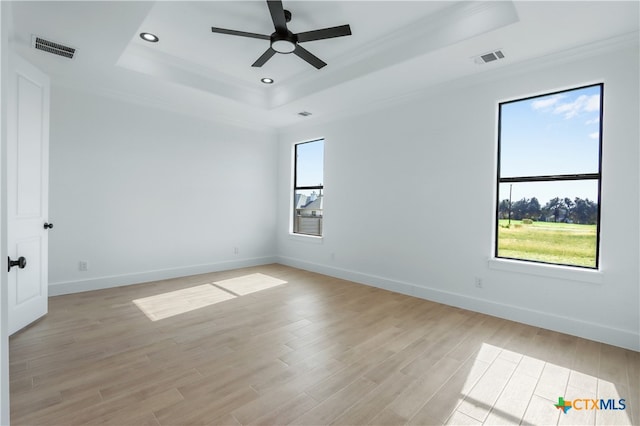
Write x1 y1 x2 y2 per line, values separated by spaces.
531 95 564 110
553 94 600 119
585 95 600 112
589 132 599 139
585 117 600 125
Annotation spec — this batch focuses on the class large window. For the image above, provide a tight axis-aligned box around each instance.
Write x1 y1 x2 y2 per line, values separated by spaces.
496 84 603 269
293 139 324 236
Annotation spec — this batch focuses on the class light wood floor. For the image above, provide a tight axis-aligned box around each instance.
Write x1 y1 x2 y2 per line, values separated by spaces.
9 264 639 425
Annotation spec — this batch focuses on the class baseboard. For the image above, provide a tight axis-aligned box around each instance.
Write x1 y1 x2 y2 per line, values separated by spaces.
276 256 640 352
49 256 278 296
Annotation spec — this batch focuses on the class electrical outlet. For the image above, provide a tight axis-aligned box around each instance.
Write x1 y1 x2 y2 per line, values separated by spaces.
234 247 239 255
78 261 88 272
330 252 335 261
474 277 483 288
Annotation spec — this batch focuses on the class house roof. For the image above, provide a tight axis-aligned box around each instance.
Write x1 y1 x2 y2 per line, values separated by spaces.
294 194 308 209
300 197 322 211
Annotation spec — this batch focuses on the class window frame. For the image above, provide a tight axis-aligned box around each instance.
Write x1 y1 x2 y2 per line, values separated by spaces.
494 83 604 270
293 138 324 237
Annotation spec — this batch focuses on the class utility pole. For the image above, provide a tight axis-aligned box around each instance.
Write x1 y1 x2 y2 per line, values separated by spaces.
508 184 513 227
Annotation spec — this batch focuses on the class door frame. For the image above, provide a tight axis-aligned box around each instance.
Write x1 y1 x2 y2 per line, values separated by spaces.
1 2 11 424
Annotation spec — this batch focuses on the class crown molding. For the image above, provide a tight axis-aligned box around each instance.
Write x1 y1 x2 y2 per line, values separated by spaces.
50 77 277 134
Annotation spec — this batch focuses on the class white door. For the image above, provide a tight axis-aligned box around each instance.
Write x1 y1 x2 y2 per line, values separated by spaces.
7 54 50 335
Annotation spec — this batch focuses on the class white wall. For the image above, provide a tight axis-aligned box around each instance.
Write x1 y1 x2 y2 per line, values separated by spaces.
49 87 278 295
276 44 640 351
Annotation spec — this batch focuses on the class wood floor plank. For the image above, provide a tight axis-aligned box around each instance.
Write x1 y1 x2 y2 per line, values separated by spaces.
599 343 630 387
445 410 481 425
155 386 258 426
572 338 601 377
626 349 640 425
595 380 633 425
250 356 346 396
305 349 393 402
385 355 462 420
455 357 519 422
368 407 409 425
406 355 491 425
65 388 183 425
483 369 539 425
521 394 560 426
231 384 304 425
15 391 104 425
99 367 203 401
330 371 415 425
290 377 378 425
179 359 289 401
101 411 162 426
248 393 319 426
533 362 571 402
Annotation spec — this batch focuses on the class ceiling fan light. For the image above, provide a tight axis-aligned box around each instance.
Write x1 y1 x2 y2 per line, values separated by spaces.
272 39 296 53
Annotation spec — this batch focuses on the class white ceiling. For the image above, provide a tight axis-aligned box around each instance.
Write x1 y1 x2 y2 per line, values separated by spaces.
8 1 640 129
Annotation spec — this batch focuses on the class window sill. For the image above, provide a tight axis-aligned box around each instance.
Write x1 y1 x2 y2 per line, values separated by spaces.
488 257 603 284
288 233 324 244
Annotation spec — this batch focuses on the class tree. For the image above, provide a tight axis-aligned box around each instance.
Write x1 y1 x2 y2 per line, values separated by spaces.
571 197 598 224
526 197 541 219
563 197 575 222
543 197 563 222
511 198 528 220
498 199 511 219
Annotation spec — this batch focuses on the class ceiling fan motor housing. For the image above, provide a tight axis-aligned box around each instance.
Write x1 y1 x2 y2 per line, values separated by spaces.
271 31 297 53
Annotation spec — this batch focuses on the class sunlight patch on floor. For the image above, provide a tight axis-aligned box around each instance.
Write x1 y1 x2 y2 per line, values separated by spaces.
214 273 288 296
133 274 288 321
133 284 236 321
449 343 632 425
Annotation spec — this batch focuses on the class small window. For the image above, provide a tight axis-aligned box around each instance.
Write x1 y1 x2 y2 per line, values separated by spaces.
293 139 324 236
495 84 603 269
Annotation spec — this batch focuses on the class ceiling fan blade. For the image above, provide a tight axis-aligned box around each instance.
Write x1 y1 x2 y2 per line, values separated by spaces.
211 27 270 40
252 47 277 67
267 0 288 33
293 45 327 69
297 25 352 43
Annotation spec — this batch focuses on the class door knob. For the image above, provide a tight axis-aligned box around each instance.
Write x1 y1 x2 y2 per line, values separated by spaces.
44 222 54 229
8 256 27 272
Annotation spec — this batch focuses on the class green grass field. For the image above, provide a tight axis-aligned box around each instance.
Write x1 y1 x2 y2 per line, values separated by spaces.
497 219 597 267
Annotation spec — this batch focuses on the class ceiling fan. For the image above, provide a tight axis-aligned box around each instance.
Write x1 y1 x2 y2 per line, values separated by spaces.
211 0 352 69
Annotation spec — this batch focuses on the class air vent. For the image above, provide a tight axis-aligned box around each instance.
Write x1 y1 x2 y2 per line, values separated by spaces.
298 111 312 117
473 49 505 65
32 35 76 59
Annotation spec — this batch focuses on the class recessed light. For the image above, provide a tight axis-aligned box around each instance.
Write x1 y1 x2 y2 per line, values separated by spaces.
298 111 312 117
261 78 274 84
140 32 159 43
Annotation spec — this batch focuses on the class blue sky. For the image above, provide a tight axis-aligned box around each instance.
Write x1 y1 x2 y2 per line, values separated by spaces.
295 139 324 189
499 85 601 205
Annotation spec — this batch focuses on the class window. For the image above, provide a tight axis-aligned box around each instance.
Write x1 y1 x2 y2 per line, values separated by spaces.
293 139 324 236
495 84 603 269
